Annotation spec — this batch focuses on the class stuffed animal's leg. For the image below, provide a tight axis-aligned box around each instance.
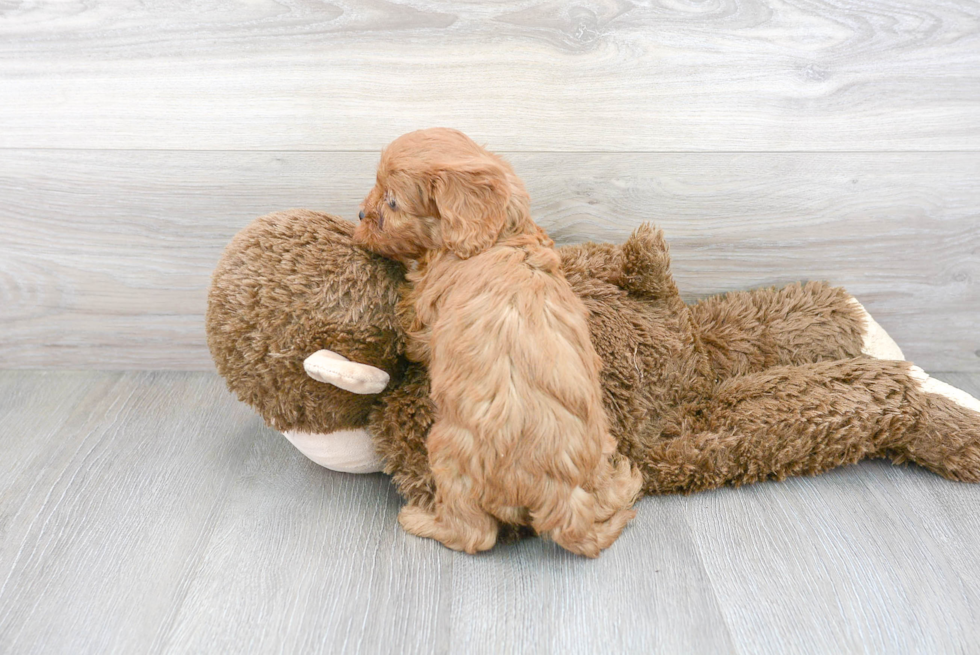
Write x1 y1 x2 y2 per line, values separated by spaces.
641 359 980 495
849 298 904 360
558 223 681 306
689 282 903 380
887 366 980 481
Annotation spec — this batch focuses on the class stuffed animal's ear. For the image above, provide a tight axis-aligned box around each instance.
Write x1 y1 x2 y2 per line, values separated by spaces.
303 349 390 394
431 166 510 259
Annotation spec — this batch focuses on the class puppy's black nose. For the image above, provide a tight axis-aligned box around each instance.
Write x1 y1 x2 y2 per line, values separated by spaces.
358 210 365 220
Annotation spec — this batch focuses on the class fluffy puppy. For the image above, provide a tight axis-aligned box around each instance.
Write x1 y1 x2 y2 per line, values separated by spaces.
353 128 641 557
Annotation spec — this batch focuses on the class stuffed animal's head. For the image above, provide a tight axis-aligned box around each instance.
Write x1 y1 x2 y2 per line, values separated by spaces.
206 209 408 434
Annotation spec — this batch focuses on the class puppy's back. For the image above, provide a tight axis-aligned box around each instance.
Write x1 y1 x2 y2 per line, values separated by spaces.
424 243 610 498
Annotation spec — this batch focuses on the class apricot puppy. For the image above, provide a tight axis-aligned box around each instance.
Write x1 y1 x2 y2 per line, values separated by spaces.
353 128 641 557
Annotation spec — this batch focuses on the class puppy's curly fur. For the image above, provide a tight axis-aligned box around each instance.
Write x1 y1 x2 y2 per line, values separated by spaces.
354 128 642 556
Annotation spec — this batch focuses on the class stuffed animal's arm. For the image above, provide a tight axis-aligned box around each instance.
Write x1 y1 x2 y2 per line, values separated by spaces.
618 224 684 305
689 282 904 380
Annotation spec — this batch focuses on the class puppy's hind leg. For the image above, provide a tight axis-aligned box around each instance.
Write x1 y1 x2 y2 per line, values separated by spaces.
531 483 603 558
589 454 643 550
398 421 499 554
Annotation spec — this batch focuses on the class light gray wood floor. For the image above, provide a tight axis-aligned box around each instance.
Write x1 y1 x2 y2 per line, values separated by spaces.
2 370 979 654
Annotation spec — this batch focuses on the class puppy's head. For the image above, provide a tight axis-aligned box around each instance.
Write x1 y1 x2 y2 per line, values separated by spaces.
354 128 524 260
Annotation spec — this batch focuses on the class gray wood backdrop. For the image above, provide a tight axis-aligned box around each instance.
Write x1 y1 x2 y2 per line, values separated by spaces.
1 1 978 371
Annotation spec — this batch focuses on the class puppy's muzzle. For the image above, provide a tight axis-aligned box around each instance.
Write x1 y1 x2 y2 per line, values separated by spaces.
358 209 383 230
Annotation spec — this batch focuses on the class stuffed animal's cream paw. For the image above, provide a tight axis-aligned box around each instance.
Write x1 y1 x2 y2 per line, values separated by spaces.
908 366 980 414
848 298 905 361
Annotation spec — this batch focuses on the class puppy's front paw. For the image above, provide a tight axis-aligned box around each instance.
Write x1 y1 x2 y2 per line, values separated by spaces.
397 504 498 554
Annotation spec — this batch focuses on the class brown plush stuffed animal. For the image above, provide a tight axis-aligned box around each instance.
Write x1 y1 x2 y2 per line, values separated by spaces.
207 209 980 512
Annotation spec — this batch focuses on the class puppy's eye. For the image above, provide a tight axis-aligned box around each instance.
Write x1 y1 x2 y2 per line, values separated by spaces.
387 197 397 210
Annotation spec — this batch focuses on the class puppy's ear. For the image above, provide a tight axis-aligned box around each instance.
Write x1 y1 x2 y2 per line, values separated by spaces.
431 165 510 259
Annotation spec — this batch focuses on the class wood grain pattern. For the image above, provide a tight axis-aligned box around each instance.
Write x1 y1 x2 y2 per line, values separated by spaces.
2 149 977 370
0 372 261 654
687 461 980 653
2 0 978 648
1 1 979 150
0 371 978 653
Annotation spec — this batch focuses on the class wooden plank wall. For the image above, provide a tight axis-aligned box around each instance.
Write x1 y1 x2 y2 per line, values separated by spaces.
1 1 978 371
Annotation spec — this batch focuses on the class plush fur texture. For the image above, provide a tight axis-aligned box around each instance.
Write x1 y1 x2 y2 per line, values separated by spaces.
206 209 408 434
207 209 980 545
350 129 641 556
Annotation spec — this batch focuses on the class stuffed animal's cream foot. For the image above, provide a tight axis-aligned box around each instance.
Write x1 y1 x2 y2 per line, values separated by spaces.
281 428 383 473
909 366 980 415
848 298 905 361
